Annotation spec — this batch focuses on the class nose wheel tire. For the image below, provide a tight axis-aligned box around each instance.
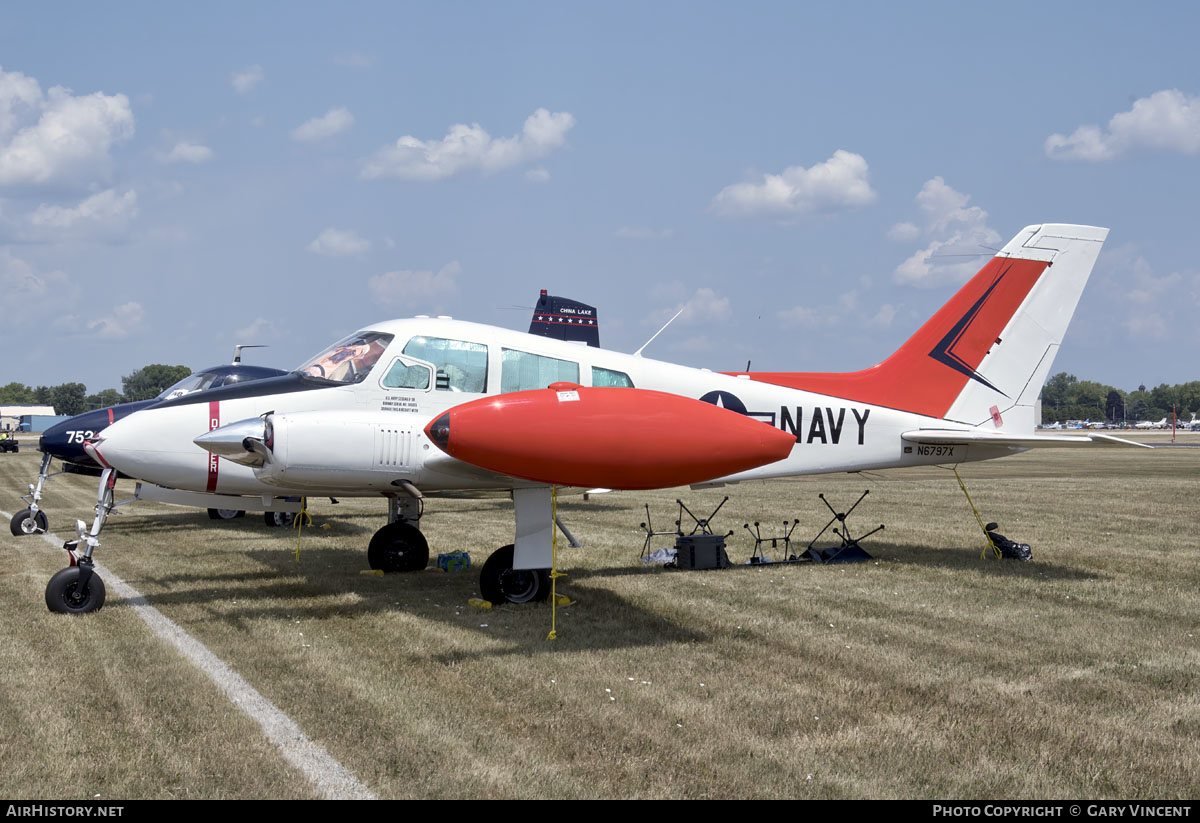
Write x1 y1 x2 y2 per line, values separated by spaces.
207 508 245 520
10 508 48 536
367 522 429 572
479 544 551 605
45 566 106 614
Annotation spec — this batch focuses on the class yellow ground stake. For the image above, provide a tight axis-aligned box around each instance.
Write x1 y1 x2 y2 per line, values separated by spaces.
293 497 312 562
953 467 1001 559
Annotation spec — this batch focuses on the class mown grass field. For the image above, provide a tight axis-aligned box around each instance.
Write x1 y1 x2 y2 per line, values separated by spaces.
1 435 1197 799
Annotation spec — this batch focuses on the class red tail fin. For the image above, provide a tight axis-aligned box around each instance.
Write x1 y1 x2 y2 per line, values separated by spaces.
732 224 1107 421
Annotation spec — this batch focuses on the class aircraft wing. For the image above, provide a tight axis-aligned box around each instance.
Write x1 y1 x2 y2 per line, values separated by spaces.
901 430 1153 449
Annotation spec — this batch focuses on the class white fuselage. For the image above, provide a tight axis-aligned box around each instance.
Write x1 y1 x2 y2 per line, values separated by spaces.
95 317 1019 499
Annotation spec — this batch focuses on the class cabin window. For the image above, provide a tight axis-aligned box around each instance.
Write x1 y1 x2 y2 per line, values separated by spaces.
402 336 488 393
592 366 634 388
501 349 580 393
380 358 432 390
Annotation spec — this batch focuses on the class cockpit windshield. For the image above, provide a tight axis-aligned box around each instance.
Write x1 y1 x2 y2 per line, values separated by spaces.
157 372 222 400
297 331 394 384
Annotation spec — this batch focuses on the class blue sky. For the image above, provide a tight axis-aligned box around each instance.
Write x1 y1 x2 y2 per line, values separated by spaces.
1 2 1197 394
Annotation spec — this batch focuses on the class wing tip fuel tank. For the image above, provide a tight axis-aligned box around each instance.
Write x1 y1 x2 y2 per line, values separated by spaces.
424 385 796 490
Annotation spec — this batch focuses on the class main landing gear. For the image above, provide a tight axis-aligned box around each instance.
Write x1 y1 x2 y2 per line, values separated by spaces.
207 508 245 520
479 544 550 605
363 490 560 605
367 497 429 573
44 468 119 614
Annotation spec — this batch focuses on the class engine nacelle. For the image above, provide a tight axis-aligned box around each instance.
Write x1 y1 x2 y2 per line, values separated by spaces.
241 410 423 492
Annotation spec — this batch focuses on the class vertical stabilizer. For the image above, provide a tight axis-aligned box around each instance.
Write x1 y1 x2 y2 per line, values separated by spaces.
732 224 1109 429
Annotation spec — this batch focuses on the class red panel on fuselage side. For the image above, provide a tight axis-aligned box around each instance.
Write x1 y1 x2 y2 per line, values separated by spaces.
426 386 796 490
729 256 1049 419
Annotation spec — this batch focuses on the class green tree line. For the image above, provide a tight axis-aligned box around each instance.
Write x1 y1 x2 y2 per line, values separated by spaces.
0 365 191 417
1040 372 1200 424
1 365 1194 424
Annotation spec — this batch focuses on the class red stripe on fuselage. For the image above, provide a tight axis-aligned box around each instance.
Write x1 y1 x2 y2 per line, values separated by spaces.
107 408 114 426
206 400 220 492
728 256 1049 419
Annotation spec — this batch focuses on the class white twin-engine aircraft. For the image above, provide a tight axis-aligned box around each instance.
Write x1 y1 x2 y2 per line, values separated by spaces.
54 224 1124 614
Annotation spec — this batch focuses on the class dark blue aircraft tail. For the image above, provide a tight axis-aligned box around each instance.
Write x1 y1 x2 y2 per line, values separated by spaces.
528 290 599 347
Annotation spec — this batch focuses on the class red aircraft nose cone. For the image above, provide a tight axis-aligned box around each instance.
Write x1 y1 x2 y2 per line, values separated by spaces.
424 386 795 489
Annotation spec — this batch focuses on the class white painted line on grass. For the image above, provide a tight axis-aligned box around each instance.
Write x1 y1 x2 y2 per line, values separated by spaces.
5 510 377 800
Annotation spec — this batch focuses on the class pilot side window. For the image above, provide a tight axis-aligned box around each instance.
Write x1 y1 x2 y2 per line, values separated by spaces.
402 336 488 393
592 366 634 388
501 349 580 393
380 358 431 390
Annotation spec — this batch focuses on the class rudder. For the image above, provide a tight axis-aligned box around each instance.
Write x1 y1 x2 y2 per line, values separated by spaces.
733 224 1109 427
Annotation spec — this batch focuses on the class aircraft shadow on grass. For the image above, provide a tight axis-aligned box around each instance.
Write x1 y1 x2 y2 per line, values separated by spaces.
108 510 378 537
869 542 1105 581
116 545 708 653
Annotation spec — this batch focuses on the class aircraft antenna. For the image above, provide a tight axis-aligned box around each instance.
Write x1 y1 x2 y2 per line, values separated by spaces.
633 306 685 357
232 344 268 365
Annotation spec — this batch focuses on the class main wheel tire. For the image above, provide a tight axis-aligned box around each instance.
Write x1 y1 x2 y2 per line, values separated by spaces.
207 508 245 520
367 522 429 572
10 508 48 536
264 511 296 527
45 566 106 614
479 544 551 605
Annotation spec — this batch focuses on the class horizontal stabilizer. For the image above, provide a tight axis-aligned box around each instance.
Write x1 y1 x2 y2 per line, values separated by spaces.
901 430 1153 449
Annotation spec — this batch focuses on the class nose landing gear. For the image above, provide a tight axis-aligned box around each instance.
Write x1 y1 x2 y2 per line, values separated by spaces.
11 453 54 536
45 563 106 614
45 467 119 615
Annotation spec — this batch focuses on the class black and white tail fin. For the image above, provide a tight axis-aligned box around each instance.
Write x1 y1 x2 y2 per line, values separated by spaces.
528 290 600 347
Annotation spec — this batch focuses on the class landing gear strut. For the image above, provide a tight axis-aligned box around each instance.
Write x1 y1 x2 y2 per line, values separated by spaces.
45 468 118 615
11 453 53 536
477 488 556 605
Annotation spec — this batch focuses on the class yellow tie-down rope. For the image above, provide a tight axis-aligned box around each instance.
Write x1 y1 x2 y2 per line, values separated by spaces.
548 486 568 640
953 468 1000 559
293 497 312 562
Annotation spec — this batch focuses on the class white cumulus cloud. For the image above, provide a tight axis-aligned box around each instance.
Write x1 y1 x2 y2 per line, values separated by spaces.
368 261 461 307
646 284 731 328
292 107 354 142
308 227 370 257
0 247 71 301
1045 89 1200 161
0 67 134 187
361 108 575 181
158 141 213 165
231 65 264 94
30 189 138 230
711 150 878 219
886 221 920 242
87 301 144 340
234 317 281 341
778 289 894 330
892 177 1000 287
